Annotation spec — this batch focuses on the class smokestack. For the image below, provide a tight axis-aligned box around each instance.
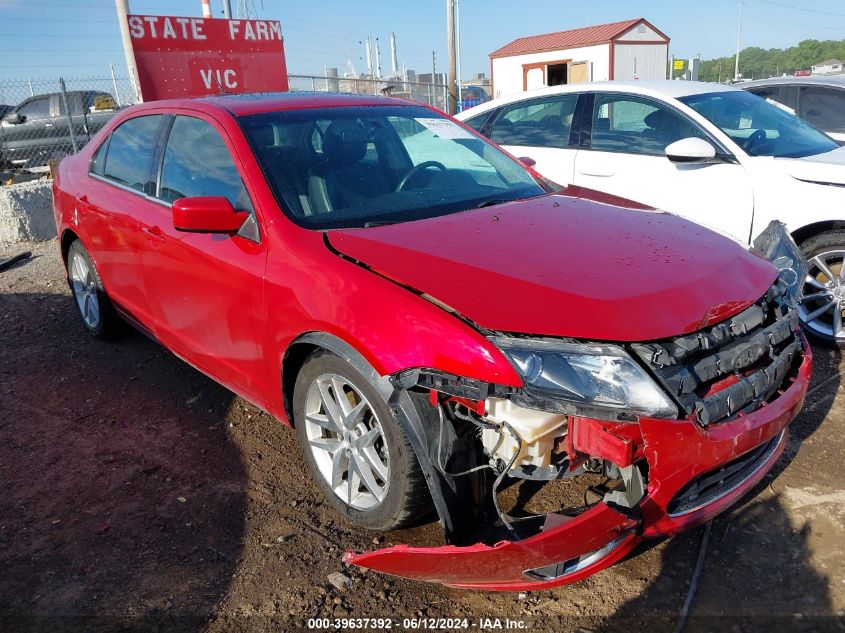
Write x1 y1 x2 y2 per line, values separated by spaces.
364 36 373 76
390 32 399 77
201 0 212 18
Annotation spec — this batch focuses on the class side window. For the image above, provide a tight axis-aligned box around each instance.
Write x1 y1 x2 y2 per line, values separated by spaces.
747 86 781 102
102 115 162 192
489 95 578 148
799 87 845 133
159 115 253 212
462 112 490 133
591 95 705 155
89 136 110 176
17 97 50 121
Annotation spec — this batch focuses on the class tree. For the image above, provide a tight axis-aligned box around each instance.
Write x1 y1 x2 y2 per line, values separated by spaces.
696 39 845 82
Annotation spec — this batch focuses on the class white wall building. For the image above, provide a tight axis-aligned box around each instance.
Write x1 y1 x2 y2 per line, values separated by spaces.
811 59 844 76
489 18 670 99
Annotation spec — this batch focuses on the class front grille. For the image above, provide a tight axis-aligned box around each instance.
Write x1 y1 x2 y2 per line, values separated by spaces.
667 431 783 516
632 281 802 426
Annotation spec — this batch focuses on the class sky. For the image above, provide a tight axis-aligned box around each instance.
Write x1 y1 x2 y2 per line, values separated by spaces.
0 0 843 85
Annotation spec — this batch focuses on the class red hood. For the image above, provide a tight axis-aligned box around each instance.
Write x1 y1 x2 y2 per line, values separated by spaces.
327 189 777 342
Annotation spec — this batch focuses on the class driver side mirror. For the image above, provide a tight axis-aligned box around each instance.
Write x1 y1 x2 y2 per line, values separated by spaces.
3 112 24 124
172 196 248 234
665 137 717 164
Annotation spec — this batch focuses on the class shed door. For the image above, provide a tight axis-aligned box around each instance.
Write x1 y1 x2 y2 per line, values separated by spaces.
569 62 589 84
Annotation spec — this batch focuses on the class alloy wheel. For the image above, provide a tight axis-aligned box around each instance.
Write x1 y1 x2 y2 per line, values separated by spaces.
303 373 390 510
70 252 100 329
800 250 845 342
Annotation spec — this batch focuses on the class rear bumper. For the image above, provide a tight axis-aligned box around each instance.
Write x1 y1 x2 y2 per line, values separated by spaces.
344 336 811 591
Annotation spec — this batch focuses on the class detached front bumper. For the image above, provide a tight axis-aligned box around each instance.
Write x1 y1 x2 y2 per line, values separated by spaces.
344 337 811 591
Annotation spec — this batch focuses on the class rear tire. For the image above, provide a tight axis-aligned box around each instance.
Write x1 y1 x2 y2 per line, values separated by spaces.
293 350 431 531
799 229 845 348
67 240 121 339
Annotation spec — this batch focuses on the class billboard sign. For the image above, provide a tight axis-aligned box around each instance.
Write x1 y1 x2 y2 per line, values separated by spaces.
127 15 289 101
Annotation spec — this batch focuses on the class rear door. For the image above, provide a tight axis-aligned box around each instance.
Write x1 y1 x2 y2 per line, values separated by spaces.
572 92 755 242
84 114 165 328
484 93 582 186
144 112 269 402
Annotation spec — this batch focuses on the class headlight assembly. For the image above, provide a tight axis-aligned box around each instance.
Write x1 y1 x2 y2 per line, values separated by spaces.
490 337 678 419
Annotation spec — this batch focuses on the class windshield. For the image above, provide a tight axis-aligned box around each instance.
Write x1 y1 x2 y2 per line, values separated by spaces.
238 105 548 229
679 91 838 158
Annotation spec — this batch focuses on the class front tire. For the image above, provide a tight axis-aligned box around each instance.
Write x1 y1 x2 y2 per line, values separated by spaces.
293 350 431 531
67 240 121 339
799 230 845 348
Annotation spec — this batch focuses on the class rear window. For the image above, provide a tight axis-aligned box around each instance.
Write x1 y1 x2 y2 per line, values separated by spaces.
102 115 162 192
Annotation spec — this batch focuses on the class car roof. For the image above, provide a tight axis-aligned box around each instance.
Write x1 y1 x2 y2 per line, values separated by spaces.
456 80 738 118
127 91 415 117
741 75 845 89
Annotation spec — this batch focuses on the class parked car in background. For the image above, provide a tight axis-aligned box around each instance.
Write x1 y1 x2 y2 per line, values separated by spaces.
458 81 845 346
459 85 489 112
0 90 118 170
742 75 845 144
53 92 809 591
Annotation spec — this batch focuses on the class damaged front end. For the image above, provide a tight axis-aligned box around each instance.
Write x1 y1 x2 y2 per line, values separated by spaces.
344 226 812 591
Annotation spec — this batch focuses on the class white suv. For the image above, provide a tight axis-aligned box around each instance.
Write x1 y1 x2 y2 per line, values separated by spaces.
458 81 845 346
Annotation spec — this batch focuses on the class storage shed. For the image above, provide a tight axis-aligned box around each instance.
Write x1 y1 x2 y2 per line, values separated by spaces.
489 18 670 98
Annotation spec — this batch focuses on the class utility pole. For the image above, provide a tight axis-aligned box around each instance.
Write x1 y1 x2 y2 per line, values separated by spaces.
431 50 436 107
446 0 457 114
115 0 142 102
375 40 382 79
455 0 463 110
222 0 232 18
734 0 742 81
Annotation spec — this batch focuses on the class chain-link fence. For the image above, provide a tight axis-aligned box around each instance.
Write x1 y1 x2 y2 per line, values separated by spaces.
0 73 449 176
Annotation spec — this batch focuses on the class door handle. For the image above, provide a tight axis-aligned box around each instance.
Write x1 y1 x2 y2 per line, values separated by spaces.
577 166 615 177
142 225 165 243
44 122 54 128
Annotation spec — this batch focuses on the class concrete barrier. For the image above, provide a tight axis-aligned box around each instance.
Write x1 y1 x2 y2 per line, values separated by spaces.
0 180 56 244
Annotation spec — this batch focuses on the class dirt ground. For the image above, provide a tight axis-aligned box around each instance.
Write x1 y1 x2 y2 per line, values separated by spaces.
1 239 844 633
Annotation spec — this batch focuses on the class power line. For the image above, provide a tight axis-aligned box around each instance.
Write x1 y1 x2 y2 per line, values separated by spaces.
746 0 845 17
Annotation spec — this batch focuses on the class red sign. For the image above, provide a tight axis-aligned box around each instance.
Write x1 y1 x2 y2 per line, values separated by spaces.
127 15 289 101
794 69 812 77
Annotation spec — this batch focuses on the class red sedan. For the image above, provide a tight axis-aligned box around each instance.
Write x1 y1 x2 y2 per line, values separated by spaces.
52 93 810 591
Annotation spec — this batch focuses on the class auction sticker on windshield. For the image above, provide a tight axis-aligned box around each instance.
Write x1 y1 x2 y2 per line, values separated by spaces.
415 118 475 140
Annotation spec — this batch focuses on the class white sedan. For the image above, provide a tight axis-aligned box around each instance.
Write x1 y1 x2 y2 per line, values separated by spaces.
457 81 845 346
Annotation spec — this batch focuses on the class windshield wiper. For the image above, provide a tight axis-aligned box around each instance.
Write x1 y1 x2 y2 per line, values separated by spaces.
476 198 511 209
363 220 403 228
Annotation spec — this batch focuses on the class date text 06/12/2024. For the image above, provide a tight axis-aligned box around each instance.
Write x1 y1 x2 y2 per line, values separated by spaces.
306 617 528 630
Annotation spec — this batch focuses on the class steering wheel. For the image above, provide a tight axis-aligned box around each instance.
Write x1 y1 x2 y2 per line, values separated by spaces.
395 161 446 192
743 128 767 154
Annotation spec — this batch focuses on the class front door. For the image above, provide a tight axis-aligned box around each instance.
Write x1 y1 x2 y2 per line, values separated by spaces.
142 113 269 403
573 93 755 243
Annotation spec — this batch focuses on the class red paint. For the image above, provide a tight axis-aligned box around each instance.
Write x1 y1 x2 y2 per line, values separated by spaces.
127 15 288 100
172 196 248 233
348 338 812 590
328 194 776 341
571 417 636 467
53 94 810 592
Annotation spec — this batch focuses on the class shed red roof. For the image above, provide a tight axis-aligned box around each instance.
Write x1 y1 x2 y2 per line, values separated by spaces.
490 18 667 59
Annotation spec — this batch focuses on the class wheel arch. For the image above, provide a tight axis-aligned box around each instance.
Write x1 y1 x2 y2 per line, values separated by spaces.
791 220 845 248
280 331 394 427
60 228 80 266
